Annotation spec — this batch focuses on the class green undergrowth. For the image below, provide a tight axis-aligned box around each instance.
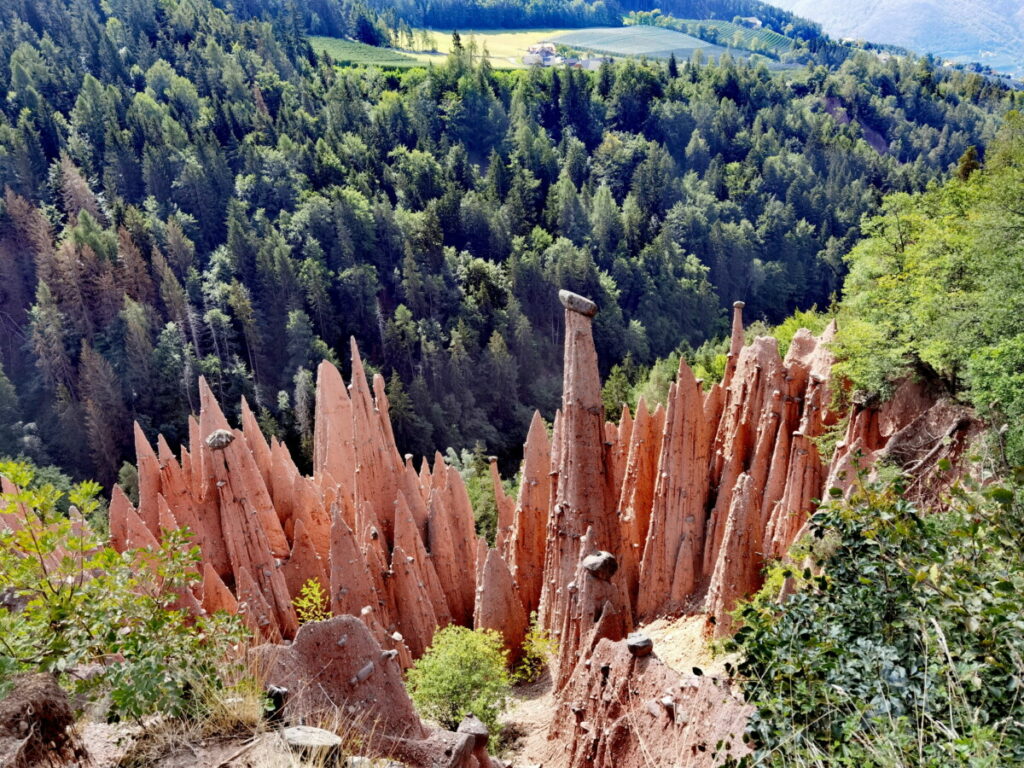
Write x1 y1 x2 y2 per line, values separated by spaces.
725 469 1024 766
0 459 246 721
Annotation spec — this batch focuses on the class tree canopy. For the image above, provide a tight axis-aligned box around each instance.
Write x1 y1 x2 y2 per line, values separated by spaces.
0 0 1018 484
833 112 1024 463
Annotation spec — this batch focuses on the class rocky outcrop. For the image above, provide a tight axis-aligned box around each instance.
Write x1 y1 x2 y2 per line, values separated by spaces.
703 473 762 638
539 291 634 690
616 398 664 610
251 615 423 734
548 637 751 768
251 615 485 768
553 531 632 689
827 378 980 505
113 341 483 657
636 362 711 622
539 293 616 639
506 412 551 618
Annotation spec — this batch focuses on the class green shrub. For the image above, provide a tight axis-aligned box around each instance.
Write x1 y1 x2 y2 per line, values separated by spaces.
293 577 330 624
769 306 831 356
514 612 557 683
406 625 511 734
727 470 1024 766
0 459 246 720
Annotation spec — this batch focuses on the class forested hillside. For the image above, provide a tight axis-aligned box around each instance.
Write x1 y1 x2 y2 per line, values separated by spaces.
0 0 1019 486
833 111 1024 465
230 0 823 41
771 0 1024 77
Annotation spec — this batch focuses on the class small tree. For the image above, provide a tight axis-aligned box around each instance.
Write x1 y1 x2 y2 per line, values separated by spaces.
514 612 557 683
956 144 981 181
293 577 330 624
406 626 511 735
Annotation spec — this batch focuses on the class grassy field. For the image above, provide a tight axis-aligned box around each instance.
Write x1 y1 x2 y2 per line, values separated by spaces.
311 25 791 71
312 30 572 70
406 29 570 68
309 37 421 68
547 26 730 60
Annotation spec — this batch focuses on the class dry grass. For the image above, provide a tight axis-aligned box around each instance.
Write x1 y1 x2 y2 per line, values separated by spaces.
405 28 571 68
113 678 267 768
109 659 397 768
642 613 737 676
112 698 396 768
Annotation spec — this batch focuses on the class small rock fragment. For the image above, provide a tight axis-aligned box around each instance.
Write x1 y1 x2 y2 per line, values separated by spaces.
457 714 490 749
350 661 375 684
626 633 653 657
283 725 342 758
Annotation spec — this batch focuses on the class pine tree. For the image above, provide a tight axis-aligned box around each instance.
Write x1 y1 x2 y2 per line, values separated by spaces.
0 362 22 457
79 340 128 484
29 282 76 395
957 145 981 181
119 296 154 404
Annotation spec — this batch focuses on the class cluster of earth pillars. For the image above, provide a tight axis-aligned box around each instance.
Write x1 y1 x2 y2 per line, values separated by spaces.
102 290 975 768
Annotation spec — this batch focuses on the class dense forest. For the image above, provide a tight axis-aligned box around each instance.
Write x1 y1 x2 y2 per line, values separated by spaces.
0 0 1019 486
226 0 824 42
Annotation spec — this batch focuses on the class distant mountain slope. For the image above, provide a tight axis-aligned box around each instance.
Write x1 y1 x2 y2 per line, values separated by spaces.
769 0 1024 74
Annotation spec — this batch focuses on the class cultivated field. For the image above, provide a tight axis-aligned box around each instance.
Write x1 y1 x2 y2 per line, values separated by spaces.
311 24 789 71
406 29 571 68
309 37 421 67
546 26 731 60
675 19 796 54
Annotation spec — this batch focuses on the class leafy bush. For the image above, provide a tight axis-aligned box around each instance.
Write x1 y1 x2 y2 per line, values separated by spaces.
965 335 1024 465
514 612 557 683
727 471 1024 766
0 460 246 720
406 626 511 734
769 306 831 356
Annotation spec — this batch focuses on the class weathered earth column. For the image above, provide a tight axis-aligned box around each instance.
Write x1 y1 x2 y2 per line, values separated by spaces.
539 290 630 686
723 300 746 388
